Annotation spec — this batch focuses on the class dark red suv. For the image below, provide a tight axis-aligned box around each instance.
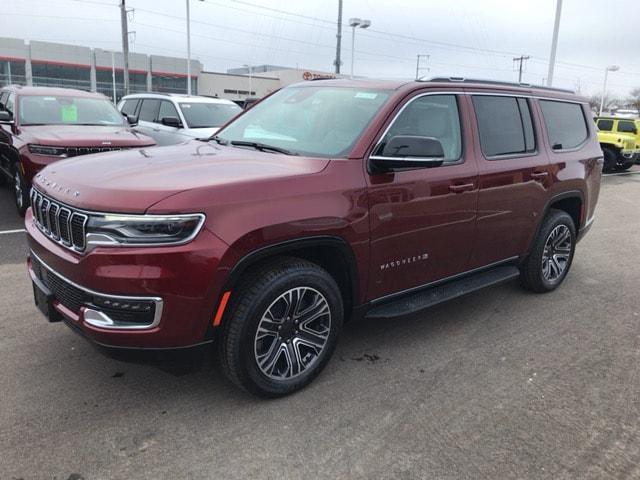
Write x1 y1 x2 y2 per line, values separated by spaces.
0 86 156 215
25 78 602 396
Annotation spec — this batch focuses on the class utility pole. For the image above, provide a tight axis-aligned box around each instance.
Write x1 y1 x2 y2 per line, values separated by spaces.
513 55 530 83
334 0 343 74
547 0 563 86
415 54 429 80
120 0 130 95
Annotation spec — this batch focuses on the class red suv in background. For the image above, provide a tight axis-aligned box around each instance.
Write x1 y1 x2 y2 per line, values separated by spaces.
0 86 156 215
25 78 602 397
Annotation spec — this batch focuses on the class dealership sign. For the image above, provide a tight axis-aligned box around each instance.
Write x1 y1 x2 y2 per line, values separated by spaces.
302 71 336 81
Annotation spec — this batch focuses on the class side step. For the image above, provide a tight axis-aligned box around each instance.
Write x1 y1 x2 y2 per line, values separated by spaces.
365 265 520 319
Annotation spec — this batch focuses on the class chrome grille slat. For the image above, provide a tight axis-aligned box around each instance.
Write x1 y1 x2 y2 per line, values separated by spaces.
30 189 88 252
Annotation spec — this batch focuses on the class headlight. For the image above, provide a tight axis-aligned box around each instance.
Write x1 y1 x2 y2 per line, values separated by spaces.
86 213 205 247
28 144 67 156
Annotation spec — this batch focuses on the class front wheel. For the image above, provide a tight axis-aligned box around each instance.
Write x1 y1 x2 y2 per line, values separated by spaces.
13 166 29 217
602 147 617 173
217 257 343 397
520 209 576 293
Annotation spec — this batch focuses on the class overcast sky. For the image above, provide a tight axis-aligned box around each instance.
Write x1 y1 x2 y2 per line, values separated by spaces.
3 0 640 97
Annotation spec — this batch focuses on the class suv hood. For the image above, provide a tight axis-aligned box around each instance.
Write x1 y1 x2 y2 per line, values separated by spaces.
33 141 330 213
21 125 155 147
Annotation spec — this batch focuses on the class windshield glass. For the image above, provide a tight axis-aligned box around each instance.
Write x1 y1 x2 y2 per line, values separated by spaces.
215 86 391 157
19 95 124 126
179 102 242 128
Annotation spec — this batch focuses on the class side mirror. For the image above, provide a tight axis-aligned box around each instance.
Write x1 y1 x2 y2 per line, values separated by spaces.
125 114 138 126
370 135 445 172
160 116 182 128
0 111 13 124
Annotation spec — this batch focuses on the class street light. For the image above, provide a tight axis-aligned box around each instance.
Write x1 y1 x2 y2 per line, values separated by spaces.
186 0 204 96
349 17 371 79
599 65 620 116
243 64 253 98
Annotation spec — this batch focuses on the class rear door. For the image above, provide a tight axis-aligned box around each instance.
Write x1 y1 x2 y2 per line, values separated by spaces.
466 92 551 269
366 92 479 300
135 98 161 142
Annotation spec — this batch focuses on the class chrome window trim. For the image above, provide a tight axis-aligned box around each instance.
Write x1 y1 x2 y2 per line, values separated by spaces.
30 250 164 330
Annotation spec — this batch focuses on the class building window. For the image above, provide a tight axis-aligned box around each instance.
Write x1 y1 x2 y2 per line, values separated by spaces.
31 62 91 90
0 60 27 87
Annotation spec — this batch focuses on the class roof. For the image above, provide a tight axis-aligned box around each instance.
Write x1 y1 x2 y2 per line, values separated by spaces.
291 77 588 102
1 85 106 98
121 92 237 104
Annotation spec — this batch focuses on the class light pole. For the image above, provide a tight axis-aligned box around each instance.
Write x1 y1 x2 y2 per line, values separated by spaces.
243 64 253 97
111 51 117 104
547 0 563 86
349 18 371 79
186 0 204 96
599 65 620 116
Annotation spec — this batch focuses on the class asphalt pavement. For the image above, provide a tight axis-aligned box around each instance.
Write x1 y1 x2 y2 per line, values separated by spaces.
1 170 640 479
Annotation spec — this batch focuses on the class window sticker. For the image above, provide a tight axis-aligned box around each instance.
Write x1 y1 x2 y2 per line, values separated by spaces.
355 92 378 100
61 104 78 122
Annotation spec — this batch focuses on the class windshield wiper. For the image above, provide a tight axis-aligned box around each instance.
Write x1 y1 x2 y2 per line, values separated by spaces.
230 140 298 156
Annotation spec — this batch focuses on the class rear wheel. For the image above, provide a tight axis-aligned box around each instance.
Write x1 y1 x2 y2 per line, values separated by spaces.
217 257 343 397
520 209 576 293
13 166 29 217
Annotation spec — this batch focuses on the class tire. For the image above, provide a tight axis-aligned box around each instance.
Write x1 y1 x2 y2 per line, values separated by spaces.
602 147 617 173
520 209 576 293
616 160 634 171
217 257 343 397
12 165 29 217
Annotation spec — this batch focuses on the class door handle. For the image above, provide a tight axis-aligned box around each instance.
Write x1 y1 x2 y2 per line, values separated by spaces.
449 183 475 193
531 171 549 180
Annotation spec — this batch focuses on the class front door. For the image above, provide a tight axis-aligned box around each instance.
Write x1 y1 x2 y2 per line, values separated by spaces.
366 93 479 300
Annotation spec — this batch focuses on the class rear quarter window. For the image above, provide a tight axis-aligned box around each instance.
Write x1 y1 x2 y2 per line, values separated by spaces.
539 100 588 151
617 120 638 134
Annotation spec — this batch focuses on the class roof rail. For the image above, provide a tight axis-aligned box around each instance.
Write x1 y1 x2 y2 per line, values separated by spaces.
422 76 575 94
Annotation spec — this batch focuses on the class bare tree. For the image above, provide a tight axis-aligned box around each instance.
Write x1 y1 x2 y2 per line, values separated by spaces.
627 87 640 112
589 93 621 114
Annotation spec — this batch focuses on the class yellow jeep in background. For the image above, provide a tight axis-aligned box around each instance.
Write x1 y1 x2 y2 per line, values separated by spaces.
595 117 640 172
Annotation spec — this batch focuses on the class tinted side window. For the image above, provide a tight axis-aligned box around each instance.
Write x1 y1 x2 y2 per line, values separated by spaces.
5 94 15 115
121 99 139 116
617 121 637 133
597 119 614 131
158 101 179 123
473 96 535 157
138 99 161 122
380 94 462 163
0 92 7 108
539 100 588 150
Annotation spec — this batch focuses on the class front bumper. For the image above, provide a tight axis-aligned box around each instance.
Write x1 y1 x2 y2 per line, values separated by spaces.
26 208 229 349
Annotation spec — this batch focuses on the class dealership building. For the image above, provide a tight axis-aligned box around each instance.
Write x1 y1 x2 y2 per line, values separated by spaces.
0 37 340 102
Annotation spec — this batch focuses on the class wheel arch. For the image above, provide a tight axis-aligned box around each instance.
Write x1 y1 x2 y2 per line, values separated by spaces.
525 191 584 257
222 235 361 320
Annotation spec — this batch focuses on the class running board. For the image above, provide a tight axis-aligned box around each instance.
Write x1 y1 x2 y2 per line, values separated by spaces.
365 265 520 319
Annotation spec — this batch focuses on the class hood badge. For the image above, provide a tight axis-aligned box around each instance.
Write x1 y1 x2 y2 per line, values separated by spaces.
102 141 112 145
36 174 79 197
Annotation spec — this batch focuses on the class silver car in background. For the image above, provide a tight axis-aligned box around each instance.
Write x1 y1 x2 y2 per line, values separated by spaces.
117 93 243 146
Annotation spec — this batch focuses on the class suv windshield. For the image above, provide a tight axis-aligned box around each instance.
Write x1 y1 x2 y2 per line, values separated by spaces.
179 102 242 128
215 86 391 157
19 95 124 126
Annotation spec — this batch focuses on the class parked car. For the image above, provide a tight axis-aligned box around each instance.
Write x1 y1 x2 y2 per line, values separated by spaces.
26 78 602 397
612 108 639 118
595 116 640 170
0 85 156 215
117 93 242 146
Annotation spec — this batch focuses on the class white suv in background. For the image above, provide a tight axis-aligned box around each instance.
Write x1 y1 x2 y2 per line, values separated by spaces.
117 93 242 146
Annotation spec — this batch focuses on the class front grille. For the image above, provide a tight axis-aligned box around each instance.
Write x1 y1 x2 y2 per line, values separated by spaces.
31 253 157 326
65 146 126 157
30 189 87 252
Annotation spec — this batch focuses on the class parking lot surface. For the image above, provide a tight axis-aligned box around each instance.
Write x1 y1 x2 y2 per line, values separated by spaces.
1 169 640 479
